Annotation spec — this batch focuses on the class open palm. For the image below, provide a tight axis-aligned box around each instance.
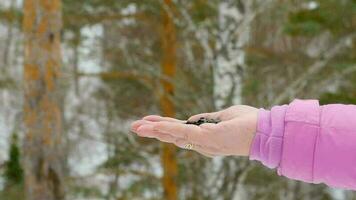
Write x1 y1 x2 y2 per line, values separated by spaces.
131 105 259 157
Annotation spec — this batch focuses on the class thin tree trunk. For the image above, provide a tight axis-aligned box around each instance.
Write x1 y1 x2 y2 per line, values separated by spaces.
23 0 65 199
160 0 178 200
215 0 248 109
2 0 15 73
72 29 80 96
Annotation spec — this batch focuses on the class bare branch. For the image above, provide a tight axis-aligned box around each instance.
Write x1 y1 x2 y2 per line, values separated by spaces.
272 33 356 105
312 65 356 95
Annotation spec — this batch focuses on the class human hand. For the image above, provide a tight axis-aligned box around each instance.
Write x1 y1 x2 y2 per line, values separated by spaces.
130 105 259 157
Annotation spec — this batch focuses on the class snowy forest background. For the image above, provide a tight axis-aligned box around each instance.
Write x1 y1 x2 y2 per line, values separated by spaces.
0 0 355 199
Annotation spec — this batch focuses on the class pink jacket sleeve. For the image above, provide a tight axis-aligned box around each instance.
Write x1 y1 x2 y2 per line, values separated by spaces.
249 99 356 190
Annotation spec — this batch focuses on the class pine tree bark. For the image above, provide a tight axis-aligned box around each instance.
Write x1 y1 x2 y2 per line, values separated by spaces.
160 0 178 199
23 0 65 199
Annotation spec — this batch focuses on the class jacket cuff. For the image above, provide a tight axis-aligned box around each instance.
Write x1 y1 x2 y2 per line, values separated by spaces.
249 105 288 169
276 99 320 182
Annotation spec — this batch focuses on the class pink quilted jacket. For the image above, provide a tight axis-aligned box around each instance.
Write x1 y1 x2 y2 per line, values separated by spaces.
249 99 356 190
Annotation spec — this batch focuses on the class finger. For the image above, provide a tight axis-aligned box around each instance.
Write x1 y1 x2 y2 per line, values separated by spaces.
136 124 194 145
152 133 176 143
136 126 177 144
188 111 221 122
136 124 154 136
135 123 179 139
154 121 205 144
143 115 185 123
136 125 214 157
131 120 153 132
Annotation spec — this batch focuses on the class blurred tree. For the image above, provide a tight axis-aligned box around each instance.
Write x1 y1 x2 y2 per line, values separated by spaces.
160 0 178 200
22 0 65 199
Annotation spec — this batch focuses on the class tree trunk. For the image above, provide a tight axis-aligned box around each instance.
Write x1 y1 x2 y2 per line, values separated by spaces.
2 0 15 74
215 0 256 109
23 0 65 199
160 0 178 200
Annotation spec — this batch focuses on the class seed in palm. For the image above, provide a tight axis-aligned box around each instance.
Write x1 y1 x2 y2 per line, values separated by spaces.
185 117 221 126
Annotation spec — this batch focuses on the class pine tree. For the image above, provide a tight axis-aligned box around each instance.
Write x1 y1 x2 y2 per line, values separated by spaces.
0 133 25 200
4 133 24 187
23 0 65 199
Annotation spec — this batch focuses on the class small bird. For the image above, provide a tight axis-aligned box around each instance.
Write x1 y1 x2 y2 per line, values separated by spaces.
185 117 221 126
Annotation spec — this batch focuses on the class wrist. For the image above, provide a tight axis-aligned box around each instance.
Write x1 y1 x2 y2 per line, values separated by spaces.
244 112 258 156
249 106 288 168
